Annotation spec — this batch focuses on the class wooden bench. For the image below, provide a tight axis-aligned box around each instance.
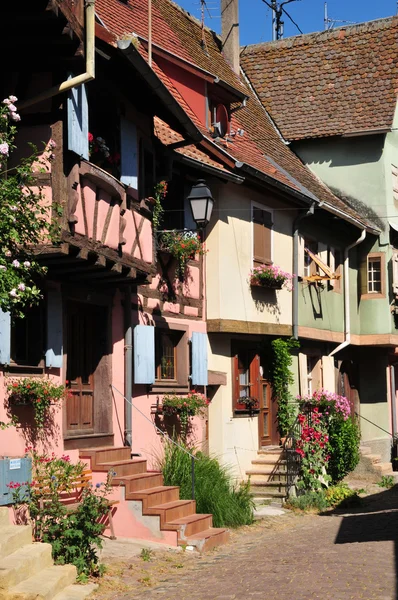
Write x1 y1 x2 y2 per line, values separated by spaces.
34 467 119 540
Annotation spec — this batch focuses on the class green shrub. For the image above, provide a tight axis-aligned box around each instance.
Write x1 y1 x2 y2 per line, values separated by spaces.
159 440 254 528
286 484 361 513
285 490 329 512
327 414 360 483
10 448 112 577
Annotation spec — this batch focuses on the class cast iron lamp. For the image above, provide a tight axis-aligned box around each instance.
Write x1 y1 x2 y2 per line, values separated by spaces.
186 179 214 229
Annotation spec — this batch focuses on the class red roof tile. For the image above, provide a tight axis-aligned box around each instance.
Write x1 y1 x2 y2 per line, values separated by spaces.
95 0 379 230
240 17 398 141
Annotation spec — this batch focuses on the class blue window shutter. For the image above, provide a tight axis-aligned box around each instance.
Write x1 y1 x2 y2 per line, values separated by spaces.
191 332 208 386
120 118 138 188
67 79 89 160
45 289 63 369
0 311 10 365
134 325 155 384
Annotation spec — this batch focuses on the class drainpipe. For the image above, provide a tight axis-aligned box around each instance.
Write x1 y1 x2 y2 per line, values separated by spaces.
293 203 315 339
329 228 366 357
124 286 133 447
19 0 96 110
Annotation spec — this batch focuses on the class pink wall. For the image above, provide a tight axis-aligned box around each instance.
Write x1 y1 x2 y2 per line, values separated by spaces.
156 57 207 125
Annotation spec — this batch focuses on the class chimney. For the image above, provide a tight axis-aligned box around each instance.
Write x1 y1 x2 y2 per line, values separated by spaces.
221 0 240 75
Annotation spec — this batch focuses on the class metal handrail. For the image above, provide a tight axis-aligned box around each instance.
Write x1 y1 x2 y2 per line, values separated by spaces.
111 385 197 500
354 411 393 440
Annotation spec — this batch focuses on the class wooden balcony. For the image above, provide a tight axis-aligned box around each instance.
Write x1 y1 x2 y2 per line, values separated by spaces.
36 161 155 285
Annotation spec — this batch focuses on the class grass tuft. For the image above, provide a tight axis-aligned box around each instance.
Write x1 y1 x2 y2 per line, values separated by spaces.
158 440 254 528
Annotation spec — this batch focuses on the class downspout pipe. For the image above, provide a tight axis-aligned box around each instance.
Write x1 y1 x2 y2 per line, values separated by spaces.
124 286 133 447
19 0 96 110
293 203 316 339
329 228 366 357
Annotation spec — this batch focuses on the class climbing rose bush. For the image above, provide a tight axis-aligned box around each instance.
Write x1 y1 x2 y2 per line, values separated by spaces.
0 95 59 316
295 407 331 492
297 389 351 420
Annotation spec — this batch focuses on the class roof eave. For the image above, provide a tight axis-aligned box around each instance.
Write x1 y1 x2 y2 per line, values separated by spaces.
117 39 203 144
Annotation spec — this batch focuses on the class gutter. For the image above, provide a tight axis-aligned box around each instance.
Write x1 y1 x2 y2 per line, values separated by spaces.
293 203 315 339
124 286 133 447
235 161 318 208
322 202 379 236
329 229 366 357
174 154 245 184
19 0 96 110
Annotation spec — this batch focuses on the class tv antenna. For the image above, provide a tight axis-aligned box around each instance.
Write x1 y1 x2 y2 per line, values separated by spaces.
261 0 302 41
324 2 356 30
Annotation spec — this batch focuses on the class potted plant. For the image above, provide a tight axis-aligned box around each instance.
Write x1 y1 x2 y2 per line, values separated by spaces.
161 390 210 440
88 132 120 178
250 264 293 290
158 230 206 281
7 378 67 429
237 397 260 414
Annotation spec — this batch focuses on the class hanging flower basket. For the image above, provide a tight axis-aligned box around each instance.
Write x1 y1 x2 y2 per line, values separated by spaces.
250 264 293 291
7 378 67 429
158 230 206 281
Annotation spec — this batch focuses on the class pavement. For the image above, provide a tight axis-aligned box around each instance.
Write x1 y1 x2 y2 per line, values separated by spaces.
94 479 398 600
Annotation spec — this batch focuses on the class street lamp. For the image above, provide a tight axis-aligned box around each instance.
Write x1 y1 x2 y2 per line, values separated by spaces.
186 179 214 229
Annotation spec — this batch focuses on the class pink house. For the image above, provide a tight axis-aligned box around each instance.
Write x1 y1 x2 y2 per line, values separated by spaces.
0 0 228 549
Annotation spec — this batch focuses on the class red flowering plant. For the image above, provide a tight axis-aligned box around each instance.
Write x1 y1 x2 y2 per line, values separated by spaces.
161 390 210 440
295 407 331 492
158 230 206 280
7 377 67 430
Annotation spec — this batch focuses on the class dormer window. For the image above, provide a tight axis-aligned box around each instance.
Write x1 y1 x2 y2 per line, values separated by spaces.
211 103 230 138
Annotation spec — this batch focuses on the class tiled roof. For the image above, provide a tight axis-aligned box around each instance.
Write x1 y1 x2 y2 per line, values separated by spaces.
95 0 380 230
154 116 230 172
240 17 398 141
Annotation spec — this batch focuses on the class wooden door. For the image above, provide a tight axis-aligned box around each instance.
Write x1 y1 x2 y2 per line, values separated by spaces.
258 378 279 446
66 302 96 434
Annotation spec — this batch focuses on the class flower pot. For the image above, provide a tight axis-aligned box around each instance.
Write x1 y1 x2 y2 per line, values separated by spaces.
251 280 284 290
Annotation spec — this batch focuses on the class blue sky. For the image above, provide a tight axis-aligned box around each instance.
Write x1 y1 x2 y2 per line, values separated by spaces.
175 0 398 45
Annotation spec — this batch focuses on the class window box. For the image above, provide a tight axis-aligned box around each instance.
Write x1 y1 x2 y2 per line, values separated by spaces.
250 279 283 290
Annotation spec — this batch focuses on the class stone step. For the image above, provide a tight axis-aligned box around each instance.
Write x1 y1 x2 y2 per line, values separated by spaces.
128 486 180 508
5 564 77 600
364 454 382 464
247 470 287 483
145 499 196 525
249 481 286 498
79 447 131 469
0 543 53 591
359 446 372 455
166 513 213 539
251 458 287 467
257 448 285 457
113 471 163 493
96 459 147 477
0 526 32 560
53 584 99 600
0 508 10 526
184 527 230 553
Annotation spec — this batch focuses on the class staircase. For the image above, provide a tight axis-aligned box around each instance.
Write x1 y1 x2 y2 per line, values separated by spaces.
351 445 398 482
0 507 97 600
246 447 287 504
80 446 229 552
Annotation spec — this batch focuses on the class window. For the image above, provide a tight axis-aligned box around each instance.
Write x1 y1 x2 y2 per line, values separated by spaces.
154 326 188 390
156 331 178 381
360 252 385 299
253 205 273 267
328 247 342 293
232 346 260 411
11 305 43 368
139 139 155 200
306 355 323 395
368 257 382 293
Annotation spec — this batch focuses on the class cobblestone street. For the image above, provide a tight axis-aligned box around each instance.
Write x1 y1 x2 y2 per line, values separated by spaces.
94 484 398 600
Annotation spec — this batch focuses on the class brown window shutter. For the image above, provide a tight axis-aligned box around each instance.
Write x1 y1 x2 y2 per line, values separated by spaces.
359 255 368 295
249 354 260 400
253 208 272 266
232 354 240 408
